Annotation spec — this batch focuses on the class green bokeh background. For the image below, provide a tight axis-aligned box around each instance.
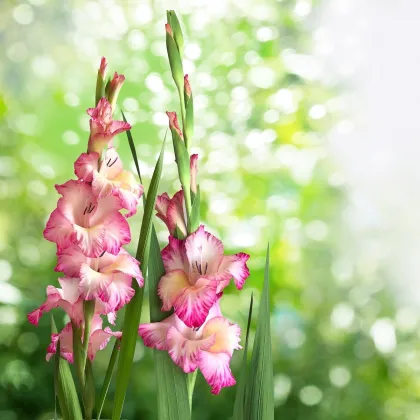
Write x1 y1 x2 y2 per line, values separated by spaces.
1 1 418 419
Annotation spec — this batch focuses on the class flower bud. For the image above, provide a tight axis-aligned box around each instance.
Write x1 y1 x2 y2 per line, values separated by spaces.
95 57 107 105
167 10 184 55
107 72 125 112
165 23 184 92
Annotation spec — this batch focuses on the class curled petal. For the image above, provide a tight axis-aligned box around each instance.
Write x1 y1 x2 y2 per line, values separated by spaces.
100 212 131 255
218 253 250 290
73 224 105 258
198 351 236 394
161 236 188 273
55 246 89 277
74 152 99 182
167 325 215 373
202 316 242 356
138 318 175 351
88 326 121 361
101 249 143 287
46 323 74 364
166 111 183 137
27 285 62 325
166 190 187 237
155 193 170 223
99 273 134 311
43 209 75 249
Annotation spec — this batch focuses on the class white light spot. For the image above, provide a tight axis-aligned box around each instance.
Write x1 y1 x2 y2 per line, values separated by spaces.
62 131 80 145
264 109 280 124
0 260 12 282
13 4 34 25
0 284 21 305
248 66 275 89
123 98 139 112
128 30 146 50
299 385 323 406
305 220 328 241
145 73 164 92
64 93 80 107
256 27 276 42
153 112 168 126
309 104 327 120
329 366 351 388
370 318 396 354
274 374 292 403
294 0 312 18
331 302 354 329
185 43 201 60
285 328 306 349
27 180 47 197
32 56 56 78
7 42 28 63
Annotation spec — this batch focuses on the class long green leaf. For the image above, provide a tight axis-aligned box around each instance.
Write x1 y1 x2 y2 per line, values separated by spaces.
244 245 274 420
122 111 143 185
148 229 190 420
96 340 119 419
111 137 166 420
51 316 83 420
187 185 200 233
232 293 254 420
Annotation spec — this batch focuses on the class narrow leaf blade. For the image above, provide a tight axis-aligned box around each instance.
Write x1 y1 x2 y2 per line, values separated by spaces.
244 245 274 420
111 138 166 420
232 293 253 420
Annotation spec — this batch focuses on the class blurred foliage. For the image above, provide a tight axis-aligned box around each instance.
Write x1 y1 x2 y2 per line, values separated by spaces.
1 1 419 420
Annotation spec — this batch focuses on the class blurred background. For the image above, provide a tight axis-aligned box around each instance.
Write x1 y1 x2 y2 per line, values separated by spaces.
1 0 419 419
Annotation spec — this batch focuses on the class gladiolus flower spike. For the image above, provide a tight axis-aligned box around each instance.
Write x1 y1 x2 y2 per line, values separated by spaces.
139 10 251 396
28 57 143 417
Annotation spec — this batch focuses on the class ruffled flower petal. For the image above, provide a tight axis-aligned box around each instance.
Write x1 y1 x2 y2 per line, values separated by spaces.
198 351 236 394
166 190 187 237
158 269 190 312
74 152 99 182
173 278 218 328
98 273 135 311
190 154 198 194
161 236 188 273
43 208 75 250
100 212 131 255
202 316 242 356
167 325 215 373
79 263 113 300
138 316 176 351
217 253 250 290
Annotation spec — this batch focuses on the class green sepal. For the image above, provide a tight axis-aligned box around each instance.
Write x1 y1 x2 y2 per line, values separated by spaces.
95 72 105 106
187 185 200 233
174 224 187 240
166 30 184 91
167 10 184 55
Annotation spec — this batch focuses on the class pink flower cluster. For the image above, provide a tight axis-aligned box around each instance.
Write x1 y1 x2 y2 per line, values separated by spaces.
28 58 144 362
139 113 250 394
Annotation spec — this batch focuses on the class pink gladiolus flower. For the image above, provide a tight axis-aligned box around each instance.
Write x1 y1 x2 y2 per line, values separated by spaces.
44 180 131 258
155 155 198 237
158 225 250 327
47 315 121 363
55 245 143 311
74 148 143 218
87 97 131 154
139 300 241 394
27 277 116 326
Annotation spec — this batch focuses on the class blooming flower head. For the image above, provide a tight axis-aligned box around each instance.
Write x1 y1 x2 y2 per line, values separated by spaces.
27 277 116 326
139 299 241 394
87 97 131 154
55 245 143 312
155 154 198 237
47 315 121 363
43 180 131 258
158 225 250 327
75 148 143 217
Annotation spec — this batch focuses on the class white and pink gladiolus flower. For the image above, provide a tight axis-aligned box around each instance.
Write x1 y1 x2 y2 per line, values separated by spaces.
55 246 143 312
47 315 121 363
43 180 131 258
87 97 131 154
29 57 143 370
27 277 116 327
155 154 198 237
157 225 250 328
75 147 143 218
139 299 241 394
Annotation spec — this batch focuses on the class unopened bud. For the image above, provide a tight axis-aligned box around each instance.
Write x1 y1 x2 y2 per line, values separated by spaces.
167 10 184 55
95 57 108 105
107 72 125 112
166 24 184 91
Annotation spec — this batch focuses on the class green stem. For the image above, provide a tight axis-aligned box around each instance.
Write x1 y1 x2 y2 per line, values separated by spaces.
71 322 85 388
82 300 95 373
187 370 198 412
177 85 187 149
